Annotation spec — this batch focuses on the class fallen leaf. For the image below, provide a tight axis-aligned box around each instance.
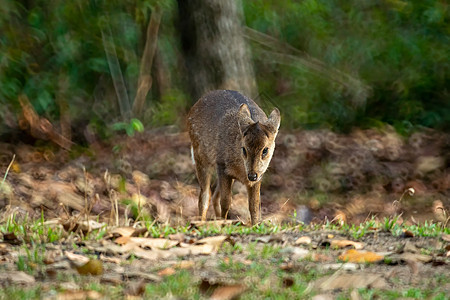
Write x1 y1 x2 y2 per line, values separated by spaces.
125 271 162 282
295 236 312 245
321 263 358 271
393 252 433 263
175 260 195 269
158 267 176 276
195 235 230 250
313 272 387 291
211 283 247 300
281 247 310 260
168 233 186 242
65 251 90 267
132 248 174 260
56 290 102 300
442 234 450 242
199 279 247 300
0 271 35 284
311 253 333 262
116 237 178 249
99 254 122 264
101 273 123 285
331 240 364 250
175 244 216 255
338 249 384 263
111 227 137 237
63 219 106 234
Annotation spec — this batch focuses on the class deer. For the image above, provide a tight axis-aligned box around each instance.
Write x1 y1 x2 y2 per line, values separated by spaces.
187 90 281 225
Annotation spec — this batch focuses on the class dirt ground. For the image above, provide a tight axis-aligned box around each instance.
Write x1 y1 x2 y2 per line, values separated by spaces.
1 127 449 224
0 127 449 298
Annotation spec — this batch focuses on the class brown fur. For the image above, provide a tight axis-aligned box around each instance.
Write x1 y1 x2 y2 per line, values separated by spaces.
187 90 280 224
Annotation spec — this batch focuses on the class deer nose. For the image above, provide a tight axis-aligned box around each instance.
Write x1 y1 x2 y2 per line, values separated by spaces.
248 173 258 181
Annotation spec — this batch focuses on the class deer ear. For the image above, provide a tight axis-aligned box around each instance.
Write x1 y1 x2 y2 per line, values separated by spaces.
238 103 251 118
265 108 281 133
238 104 254 134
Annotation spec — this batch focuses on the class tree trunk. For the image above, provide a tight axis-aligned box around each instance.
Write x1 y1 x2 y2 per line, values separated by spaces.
177 0 257 102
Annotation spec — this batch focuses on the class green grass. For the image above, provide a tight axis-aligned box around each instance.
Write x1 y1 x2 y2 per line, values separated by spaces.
1 213 449 299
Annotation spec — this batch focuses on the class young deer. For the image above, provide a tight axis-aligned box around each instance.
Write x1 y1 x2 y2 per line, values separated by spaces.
187 90 281 225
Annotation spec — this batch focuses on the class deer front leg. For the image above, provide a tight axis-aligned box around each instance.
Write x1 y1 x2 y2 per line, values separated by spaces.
218 166 233 220
247 181 261 225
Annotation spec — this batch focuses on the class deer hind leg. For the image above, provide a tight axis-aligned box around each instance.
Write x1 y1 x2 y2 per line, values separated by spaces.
194 158 213 221
212 184 221 218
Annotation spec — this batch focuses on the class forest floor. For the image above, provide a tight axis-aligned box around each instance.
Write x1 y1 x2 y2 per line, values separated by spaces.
0 127 449 299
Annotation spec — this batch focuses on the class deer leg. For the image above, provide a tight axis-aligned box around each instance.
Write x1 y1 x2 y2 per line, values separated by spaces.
212 184 221 218
218 166 233 219
247 181 261 225
194 159 212 221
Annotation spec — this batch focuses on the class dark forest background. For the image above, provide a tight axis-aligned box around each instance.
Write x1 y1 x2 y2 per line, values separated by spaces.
0 0 448 143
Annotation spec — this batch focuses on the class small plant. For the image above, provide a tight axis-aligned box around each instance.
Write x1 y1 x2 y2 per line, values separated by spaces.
112 118 144 137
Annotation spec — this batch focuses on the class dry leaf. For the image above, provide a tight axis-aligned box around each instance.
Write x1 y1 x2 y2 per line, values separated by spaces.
99 254 122 264
118 237 178 249
313 273 387 291
195 235 230 250
199 279 247 300
56 290 102 300
0 271 35 284
295 236 312 245
65 251 90 266
442 234 450 242
175 260 195 269
395 252 433 263
132 248 174 260
331 240 364 250
338 249 384 263
311 253 333 262
176 244 216 255
157 267 176 276
111 227 137 237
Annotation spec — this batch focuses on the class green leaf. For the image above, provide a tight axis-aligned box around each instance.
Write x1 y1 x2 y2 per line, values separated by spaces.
130 118 144 132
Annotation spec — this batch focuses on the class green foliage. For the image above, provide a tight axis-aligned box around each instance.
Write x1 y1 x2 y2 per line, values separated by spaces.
0 0 448 135
112 118 144 136
244 0 449 131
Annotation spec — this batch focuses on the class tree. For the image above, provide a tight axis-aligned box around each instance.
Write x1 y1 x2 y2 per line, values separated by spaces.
177 0 256 102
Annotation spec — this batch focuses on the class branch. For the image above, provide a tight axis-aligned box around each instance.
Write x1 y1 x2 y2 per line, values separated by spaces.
132 5 162 117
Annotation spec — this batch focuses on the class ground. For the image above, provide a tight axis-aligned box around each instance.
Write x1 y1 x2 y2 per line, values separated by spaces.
0 127 449 299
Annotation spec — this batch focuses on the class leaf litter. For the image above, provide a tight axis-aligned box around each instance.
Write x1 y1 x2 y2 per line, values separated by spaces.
0 129 450 298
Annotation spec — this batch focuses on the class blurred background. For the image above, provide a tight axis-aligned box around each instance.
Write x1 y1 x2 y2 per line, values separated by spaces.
1 0 448 135
0 0 448 223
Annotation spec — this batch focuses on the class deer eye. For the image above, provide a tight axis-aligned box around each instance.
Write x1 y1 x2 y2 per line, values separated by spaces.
262 147 269 159
242 147 247 157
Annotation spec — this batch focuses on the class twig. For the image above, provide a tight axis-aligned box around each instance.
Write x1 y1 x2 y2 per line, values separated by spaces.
132 5 162 117
1 154 15 206
101 22 132 120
